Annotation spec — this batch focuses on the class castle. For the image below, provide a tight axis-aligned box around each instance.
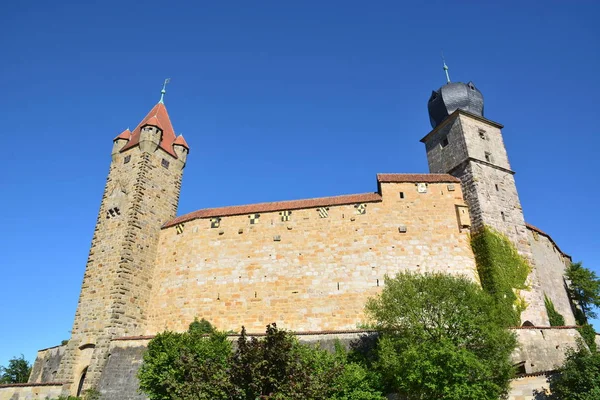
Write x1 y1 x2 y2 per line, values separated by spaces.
0 79 586 400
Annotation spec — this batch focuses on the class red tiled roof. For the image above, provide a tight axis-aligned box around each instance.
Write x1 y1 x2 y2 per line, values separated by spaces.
526 223 570 259
113 128 131 141
120 102 178 157
377 173 460 183
173 134 190 149
163 192 382 228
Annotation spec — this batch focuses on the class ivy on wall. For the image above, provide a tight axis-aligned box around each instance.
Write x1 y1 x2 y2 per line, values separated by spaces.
471 227 531 326
544 294 566 326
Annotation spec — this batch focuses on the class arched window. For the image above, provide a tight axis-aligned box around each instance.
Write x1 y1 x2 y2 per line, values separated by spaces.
77 367 88 397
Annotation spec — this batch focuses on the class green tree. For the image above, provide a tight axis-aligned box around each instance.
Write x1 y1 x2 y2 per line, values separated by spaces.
365 272 517 400
0 355 31 384
138 322 233 400
139 320 384 400
230 323 384 400
566 262 600 323
548 340 600 400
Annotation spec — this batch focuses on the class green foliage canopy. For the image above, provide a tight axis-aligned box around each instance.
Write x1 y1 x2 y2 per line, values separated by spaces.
471 227 531 326
0 355 31 384
566 261 600 322
548 340 600 400
365 272 517 400
138 321 384 400
138 322 233 400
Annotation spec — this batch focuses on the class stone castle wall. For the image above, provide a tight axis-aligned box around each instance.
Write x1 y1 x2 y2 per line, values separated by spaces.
29 345 65 384
528 227 576 326
146 178 478 333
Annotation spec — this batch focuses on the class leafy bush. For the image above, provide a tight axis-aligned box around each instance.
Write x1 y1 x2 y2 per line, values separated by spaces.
365 272 517 400
139 320 384 400
138 322 233 400
548 340 600 399
577 323 597 352
544 295 566 326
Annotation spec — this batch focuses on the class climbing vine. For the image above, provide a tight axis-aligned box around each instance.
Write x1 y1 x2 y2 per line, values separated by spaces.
471 227 530 326
544 294 566 326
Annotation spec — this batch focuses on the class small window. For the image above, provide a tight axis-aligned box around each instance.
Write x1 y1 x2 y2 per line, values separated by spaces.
441 137 449 148
495 184 499 191
124 155 131 164
161 159 170 169
501 211 506 222
479 129 486 140
484 152 492 163
399 192 405 199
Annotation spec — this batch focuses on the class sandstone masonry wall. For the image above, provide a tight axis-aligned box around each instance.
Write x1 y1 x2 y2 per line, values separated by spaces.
29 345 65 383
0 384 63 400
58 131 185 394
513 327 581 373
528 228 576 326
508 375 551 400
147 180 477 333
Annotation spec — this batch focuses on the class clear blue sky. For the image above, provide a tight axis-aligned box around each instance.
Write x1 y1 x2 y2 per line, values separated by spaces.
1 1 598 367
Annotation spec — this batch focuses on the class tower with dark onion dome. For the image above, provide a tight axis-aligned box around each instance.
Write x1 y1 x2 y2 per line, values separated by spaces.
420 69 549 326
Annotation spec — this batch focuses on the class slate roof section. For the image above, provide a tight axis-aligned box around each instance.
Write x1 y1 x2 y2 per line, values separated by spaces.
120 102 178 157
377 173 460 183
163 192 382 228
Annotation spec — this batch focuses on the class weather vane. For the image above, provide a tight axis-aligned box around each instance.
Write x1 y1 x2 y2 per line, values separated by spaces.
441 52 451 84
159 78 171 104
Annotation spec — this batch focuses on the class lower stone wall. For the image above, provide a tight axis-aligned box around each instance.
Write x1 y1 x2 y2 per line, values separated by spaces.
29 345 65 383
0 384 63 400
508 374 551 400
512 327 581 373
97 327 581 400
96 339 150 400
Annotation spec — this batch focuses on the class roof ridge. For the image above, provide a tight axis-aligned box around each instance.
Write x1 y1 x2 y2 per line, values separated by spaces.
163 192 382 228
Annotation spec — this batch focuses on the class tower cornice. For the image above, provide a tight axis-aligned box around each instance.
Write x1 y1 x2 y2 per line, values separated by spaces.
420 109 504 144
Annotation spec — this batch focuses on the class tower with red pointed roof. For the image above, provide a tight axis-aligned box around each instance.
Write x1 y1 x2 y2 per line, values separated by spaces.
57 81 190 395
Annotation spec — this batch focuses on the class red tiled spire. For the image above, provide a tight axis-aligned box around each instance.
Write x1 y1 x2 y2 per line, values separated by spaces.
120 103 178 157
173 134 189 150
113 128 131 141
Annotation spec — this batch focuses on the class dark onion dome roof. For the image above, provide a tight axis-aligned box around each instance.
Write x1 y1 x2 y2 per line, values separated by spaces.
427 82 484 128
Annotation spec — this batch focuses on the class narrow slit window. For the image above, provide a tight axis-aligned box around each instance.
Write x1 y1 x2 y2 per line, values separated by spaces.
484 152 492 163
441 137 449 148
501 211 506 222
399 192 405 199
495 184 499 191
479 129 487 140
